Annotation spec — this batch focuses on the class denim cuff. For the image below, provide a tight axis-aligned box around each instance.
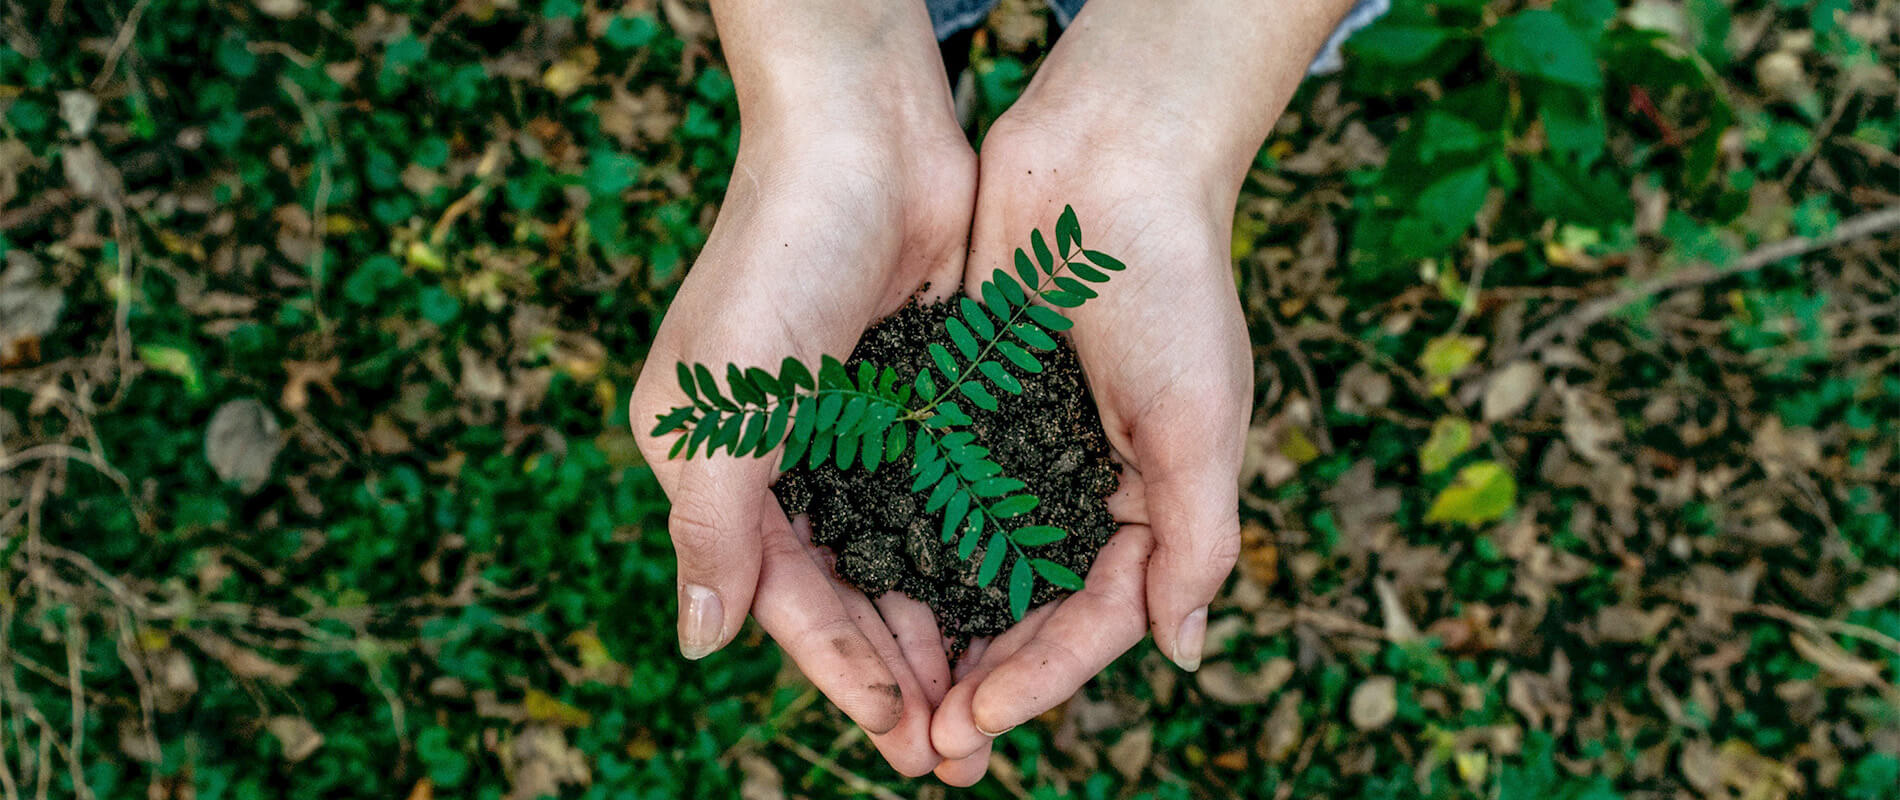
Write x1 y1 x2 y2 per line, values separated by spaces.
928 0 1390 76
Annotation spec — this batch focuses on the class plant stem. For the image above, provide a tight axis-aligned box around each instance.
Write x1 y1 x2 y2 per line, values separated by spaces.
907 253 1084 420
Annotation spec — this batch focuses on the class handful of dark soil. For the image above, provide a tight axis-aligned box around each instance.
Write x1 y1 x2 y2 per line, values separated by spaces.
773 300 1120 646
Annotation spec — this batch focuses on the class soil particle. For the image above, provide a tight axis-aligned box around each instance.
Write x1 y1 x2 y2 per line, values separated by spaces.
774 300 1120 651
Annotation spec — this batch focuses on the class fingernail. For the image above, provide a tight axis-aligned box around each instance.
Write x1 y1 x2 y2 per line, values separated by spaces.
1172 606 1208 672
975 722 1015 738
679 584 724 660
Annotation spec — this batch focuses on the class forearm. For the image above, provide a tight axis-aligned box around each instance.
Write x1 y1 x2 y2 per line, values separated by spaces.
708 0 954 136
1020 0 1359 189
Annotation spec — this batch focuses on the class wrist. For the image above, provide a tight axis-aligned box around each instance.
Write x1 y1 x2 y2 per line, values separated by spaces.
711 1 955 144
1011 0 1358 191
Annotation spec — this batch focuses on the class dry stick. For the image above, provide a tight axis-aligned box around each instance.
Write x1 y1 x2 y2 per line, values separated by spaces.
770 734 907 800
1504 204 1900 365
1679 590 1900 660
89 0 151 92
1261 312 1333 454
61 632 91 800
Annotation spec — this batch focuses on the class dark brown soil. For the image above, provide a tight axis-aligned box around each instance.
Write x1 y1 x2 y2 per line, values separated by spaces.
773 300 1120 648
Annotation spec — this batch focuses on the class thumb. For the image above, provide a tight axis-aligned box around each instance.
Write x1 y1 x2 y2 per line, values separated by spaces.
664 458 772 660
1135 393 1245 673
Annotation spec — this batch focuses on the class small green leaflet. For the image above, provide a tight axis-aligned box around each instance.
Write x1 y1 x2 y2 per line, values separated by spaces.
979 362 1022 394
1030 558 1084 590
942 491 970 542
1056 205 1081 258
1081 250 1125 271
946 317 979 360
1014 249 1039 289
977 531 1007 585
1009 526 1066 546
650 407 693 437
1030 229 1054 274
959 297 994 339
991 494 1039 518
1008 558 1032 619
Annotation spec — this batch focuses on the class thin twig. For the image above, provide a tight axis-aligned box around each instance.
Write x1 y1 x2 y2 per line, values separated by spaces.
1677 590 1900 658
771 734 907 800
1505 204 1900 364
1260 313 1333 454
89 0 151 92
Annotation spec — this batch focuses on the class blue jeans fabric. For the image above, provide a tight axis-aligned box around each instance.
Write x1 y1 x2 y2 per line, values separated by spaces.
924 0 1390 74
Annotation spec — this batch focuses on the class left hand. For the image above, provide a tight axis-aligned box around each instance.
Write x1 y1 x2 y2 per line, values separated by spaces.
918 0 1359 780
926 101 1254 785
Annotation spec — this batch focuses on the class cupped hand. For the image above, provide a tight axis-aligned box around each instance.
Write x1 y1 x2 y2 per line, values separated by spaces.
628 62 975 772
927 108 1254 785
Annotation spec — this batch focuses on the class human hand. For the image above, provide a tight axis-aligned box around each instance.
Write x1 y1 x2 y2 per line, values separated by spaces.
923 0 1356 783
628 0 973 776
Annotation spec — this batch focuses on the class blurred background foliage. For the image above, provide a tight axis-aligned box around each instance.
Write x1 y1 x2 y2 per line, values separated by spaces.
2 0 1898 797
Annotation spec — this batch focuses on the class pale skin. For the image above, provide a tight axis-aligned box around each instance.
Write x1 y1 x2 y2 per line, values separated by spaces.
627 0 1357 783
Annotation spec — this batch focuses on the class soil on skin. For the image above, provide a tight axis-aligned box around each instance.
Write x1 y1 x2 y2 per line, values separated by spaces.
773 299 1120 649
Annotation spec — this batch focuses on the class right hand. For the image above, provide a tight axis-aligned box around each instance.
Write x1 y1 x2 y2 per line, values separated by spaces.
627 3 975 775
